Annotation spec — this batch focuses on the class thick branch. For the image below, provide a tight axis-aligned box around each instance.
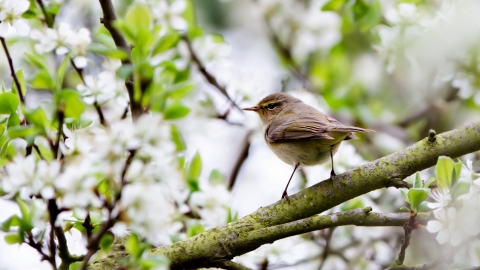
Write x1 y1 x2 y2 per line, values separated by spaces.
98 0 142 120
91 122 480 269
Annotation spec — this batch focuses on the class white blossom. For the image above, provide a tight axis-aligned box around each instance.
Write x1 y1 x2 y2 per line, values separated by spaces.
77 71 120 104
190 180 232 228
0 0 30 37
150 0 187 31
31 23 91 68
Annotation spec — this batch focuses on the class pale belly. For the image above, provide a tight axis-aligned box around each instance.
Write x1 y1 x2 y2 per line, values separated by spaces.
266 139 342 166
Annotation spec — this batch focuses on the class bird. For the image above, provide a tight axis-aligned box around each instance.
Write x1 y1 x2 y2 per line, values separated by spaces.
243 92 374 199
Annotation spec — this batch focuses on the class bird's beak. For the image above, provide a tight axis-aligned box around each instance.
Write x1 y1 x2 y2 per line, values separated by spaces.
243 106 259 112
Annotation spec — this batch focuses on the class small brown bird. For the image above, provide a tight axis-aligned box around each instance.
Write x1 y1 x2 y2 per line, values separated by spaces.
244 93 374 199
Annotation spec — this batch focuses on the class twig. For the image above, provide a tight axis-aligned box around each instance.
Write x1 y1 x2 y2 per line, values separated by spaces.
56 226 85 270
317 228 335 270
26 233 51 263
81 149 136 269
394 212 419 266
98 0 142 120
212 260 251 270
53 110 64 159
33 144 45 160
228 135 250 189
47 199 59 268
181 35 242 113
36 0 53 28
0 37 26 104
82 213 94 239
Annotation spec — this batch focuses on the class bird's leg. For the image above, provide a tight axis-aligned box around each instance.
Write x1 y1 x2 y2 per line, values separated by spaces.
282 163 300 199
330 145 336 178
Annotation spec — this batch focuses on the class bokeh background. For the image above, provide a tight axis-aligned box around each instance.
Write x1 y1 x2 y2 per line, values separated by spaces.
1 0 480 269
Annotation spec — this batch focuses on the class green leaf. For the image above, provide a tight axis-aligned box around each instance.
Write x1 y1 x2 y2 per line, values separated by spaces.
413 172 422 188
7 126 38 139
15 69 27 97
99 233 114 253
24 107 48 130
424 177 436 188
4 233 22 244
452 161 463 187
399 206 410 211
87 44 130 60
139 255 170 268
64 117 93 129
7 113 20 127
1 215 21 231
59 90 85 119
436 156 455 190
186 222 204 238
0 93 19 114
188 152 202 181
29 69 55 90
16 197 31 224
408 188 429 212
164 103 190 119
151 32 180 57
125 4 152 34
117 64 134 80
56 56 70 92
25 53 50 70
352 0 369 21
226 207 238 223
167 82 194 100
209 169 225 185
340 197 364 211
400 188 410 203
126 233 142 259
171 124 186 151
322 0 347 11
69 262 83 270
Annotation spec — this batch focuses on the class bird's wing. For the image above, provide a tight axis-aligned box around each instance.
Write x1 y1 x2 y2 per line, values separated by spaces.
266 116 335 142
266 115 374 142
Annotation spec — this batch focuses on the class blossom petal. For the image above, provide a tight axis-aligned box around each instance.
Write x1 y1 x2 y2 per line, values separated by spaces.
170 16 188 31
13 19 30 36
170 0 187 13
450 230 462 246
426 220 443 233
433 208 446 221
436 229 450 244
0 22 10 37
73 56 88 68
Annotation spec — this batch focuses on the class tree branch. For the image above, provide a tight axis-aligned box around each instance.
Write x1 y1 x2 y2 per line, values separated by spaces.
91 122 480 269
98 0 142 120
181 35 242 113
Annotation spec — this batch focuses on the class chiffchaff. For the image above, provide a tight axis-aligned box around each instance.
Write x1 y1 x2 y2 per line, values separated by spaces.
244 93 374 199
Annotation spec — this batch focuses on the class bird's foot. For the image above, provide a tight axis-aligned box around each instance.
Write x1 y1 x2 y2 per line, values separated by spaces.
330 169 336 179
281 191 289 201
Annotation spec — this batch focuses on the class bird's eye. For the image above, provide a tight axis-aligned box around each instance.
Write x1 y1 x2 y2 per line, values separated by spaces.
267 103 277 110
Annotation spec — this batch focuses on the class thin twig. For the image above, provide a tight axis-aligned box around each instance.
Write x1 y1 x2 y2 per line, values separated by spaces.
47 199 58 268
212 260 251 270
53 110 64 159
98 0 142 120
394 212 420 266
36 0 53 28
228 136 250 189
0 37 26 104
317 228 335 270
181 35 242 113
81 150 136 269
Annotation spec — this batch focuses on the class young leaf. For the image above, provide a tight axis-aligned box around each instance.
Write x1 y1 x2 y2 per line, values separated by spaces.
400 188 409 203
7 126 38 139
56 56 70 92
151 32 180 57
424 177 436 188
4 233 22 244
171 124 186 151
186 222 204 238
188 152 202 182
15 69 27 97
407 188 429 212
164 103 190 119
0 93 19 114
413 172 422 188
126 233 142 259
435 156 454 190
99 233 114 253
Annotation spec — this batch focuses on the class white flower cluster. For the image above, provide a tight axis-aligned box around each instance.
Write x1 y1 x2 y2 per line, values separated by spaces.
258 0 341 63
0 0 30 37
138 0 187 31
426 160 480 246
1 113 184 245
31 23 91 68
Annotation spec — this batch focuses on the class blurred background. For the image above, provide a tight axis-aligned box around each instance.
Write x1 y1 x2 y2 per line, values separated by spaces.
1 0 480 269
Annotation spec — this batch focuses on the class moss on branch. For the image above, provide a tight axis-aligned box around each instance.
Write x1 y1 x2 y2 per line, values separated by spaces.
91 122 480 269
